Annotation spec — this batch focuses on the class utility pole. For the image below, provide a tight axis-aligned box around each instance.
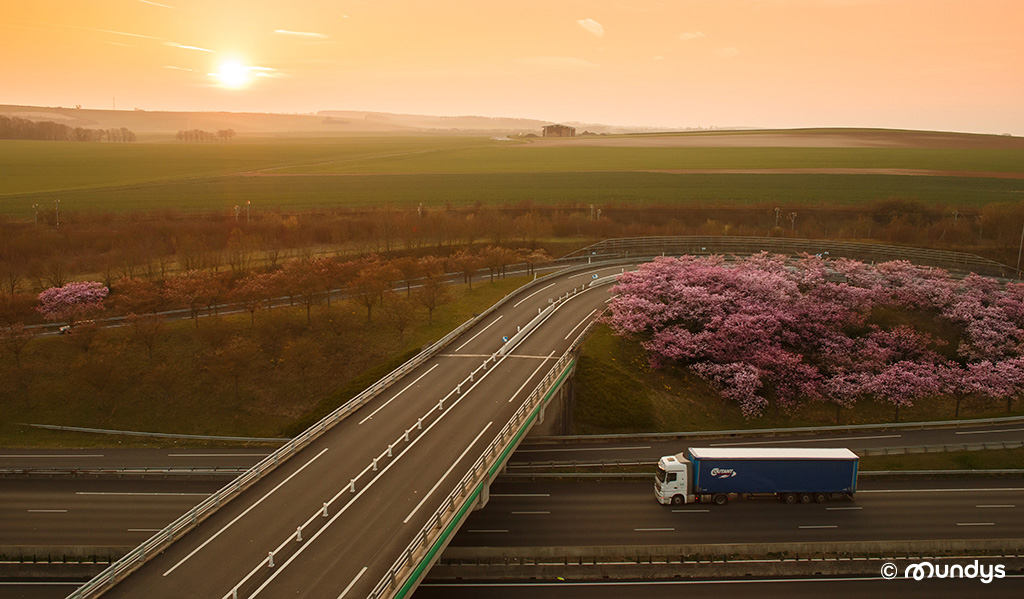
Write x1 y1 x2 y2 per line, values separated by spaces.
33 204 39 226
55 199 60 227
246 200 251 226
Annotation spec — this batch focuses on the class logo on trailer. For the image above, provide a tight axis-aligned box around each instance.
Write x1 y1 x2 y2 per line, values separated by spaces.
710 468 736 478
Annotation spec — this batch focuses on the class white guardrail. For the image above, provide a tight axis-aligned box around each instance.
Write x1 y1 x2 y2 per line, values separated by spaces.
65 262 610 599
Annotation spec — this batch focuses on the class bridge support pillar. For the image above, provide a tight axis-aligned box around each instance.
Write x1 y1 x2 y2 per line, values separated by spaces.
474 477 490 511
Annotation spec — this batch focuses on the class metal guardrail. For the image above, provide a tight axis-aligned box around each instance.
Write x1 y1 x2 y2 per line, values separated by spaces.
0 467 246 478
529 415 1024 444
858 440 1024 456
65 261 605 599
557 236 1015 278
368 324 597 599
23 424 289 443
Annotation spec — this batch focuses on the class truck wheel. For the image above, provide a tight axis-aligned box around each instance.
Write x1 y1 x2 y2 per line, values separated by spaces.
712 494 729 506
671 495 684 505
799 493 812 504
814 493 828 504
782 493 798 504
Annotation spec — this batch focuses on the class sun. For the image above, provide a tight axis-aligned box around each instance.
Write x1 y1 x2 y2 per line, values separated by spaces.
213 60 250 88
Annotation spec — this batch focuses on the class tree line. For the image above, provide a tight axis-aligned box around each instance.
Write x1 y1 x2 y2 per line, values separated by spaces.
0 116 136 142
176 129 236 142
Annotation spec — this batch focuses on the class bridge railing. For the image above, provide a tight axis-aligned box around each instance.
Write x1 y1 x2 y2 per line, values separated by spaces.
557 236 1014 278
369 317 595 599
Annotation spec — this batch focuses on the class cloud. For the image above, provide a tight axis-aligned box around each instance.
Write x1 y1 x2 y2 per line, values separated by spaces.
165 42 215 53
274 29 329 39
137 0 177 8
516 56 599 69
576 18 604 37
653 56 665 61
679 31 706 41
715 47 740 58
163 65 198 72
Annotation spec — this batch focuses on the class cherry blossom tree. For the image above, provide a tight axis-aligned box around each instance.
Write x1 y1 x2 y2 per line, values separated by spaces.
36 281 108 326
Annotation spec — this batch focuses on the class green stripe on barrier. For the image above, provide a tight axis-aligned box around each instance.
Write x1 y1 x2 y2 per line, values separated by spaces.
391 358 575 599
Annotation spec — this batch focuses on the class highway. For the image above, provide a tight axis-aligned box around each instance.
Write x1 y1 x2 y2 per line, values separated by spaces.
447 479 1024 547
79 264 626 599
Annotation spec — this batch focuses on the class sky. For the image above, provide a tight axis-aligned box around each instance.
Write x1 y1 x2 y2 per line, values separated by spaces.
2 0 1022 134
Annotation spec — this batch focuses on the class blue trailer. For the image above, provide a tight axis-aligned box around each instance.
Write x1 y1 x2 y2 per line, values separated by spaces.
655 447 859 506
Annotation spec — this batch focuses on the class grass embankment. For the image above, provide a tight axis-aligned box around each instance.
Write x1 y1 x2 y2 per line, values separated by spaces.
0 276 529 448
573 325 1024 435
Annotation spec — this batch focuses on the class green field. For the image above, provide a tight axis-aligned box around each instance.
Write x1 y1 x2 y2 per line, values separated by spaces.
3 131 1024 216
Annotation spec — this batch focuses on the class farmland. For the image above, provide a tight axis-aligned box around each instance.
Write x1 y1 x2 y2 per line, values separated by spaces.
2 128 1024 217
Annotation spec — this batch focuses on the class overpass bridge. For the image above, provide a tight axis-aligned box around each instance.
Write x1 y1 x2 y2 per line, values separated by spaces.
68 263 630 599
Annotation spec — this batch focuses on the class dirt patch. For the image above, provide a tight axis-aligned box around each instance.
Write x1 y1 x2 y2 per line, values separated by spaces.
531 129 1024 150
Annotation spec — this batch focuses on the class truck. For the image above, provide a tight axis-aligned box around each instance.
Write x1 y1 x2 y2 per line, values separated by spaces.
655 447 859 506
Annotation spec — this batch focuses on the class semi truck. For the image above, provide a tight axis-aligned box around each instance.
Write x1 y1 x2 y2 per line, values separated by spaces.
655 447 859 506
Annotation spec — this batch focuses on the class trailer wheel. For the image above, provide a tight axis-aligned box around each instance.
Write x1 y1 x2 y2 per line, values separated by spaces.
813 493 828 504
712 494 729 506
671 495 684 505
799 493 812 504
781 493 798 504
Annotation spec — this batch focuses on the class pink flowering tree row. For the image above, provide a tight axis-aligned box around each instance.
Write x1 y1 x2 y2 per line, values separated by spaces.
603 253 1024 420
36 281 109 326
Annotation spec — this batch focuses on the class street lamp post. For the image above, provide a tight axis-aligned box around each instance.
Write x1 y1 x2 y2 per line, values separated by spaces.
55 199 60 227
235 205 240 223
33 204 39 226
246 201 251 226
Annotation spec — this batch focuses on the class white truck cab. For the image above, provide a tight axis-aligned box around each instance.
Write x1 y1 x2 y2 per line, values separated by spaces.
655 452 693 505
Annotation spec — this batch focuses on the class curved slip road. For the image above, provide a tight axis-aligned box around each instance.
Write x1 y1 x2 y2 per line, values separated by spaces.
90 264 628 599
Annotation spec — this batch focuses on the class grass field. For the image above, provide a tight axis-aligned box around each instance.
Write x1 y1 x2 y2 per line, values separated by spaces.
3 130 1024 216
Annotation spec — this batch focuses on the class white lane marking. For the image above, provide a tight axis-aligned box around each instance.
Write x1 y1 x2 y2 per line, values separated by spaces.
512 511 550 515
337 566 367 599
957 522 995 526
0 454 103 458
515 446 651 453
635 527 674 532
453 315 503 352
440 354 552 359
28 509 67 513
77 492 209 496
162 446 329 577
467 530 508 533
491 494 550 497
799 525 838 529
826 506 862 511
859 487 1024 494
956 426 1024 435
359 364 440 424
246 351 512 598
564 309 597 340
672 509 710 513
977 504 1015 508
168 454 268 457
710 434 900 446
508 351 556 402
512 283 556 308
403 422 493 524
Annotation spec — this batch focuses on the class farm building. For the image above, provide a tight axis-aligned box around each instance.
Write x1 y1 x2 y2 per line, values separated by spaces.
542 124 576 137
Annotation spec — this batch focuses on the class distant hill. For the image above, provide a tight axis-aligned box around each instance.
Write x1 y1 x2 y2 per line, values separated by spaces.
0 104 631 136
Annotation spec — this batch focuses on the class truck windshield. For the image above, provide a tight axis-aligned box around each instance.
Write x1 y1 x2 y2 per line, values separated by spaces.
656 465 666 484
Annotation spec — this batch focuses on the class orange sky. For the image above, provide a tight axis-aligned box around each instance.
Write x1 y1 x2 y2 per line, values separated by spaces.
3 0 1022 133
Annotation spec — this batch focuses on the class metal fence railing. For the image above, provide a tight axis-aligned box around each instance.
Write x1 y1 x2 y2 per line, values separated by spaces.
557 236 1014 278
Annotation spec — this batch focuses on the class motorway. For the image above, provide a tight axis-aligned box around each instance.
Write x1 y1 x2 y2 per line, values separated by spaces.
70 264 626 599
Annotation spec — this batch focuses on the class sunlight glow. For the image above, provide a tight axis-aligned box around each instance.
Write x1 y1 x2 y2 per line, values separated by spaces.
213 60 250 88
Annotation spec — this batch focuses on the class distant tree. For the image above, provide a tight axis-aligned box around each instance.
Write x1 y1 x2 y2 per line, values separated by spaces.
109 277 162 316
213 336 259 399
383 292 415 342
163 271 219 327
415 256 449 324
128 313 165 362
231 273 273 327
36 281 109 326
0 324 33 366
351 259 392 322
450 249 480 290
283 337 320 396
